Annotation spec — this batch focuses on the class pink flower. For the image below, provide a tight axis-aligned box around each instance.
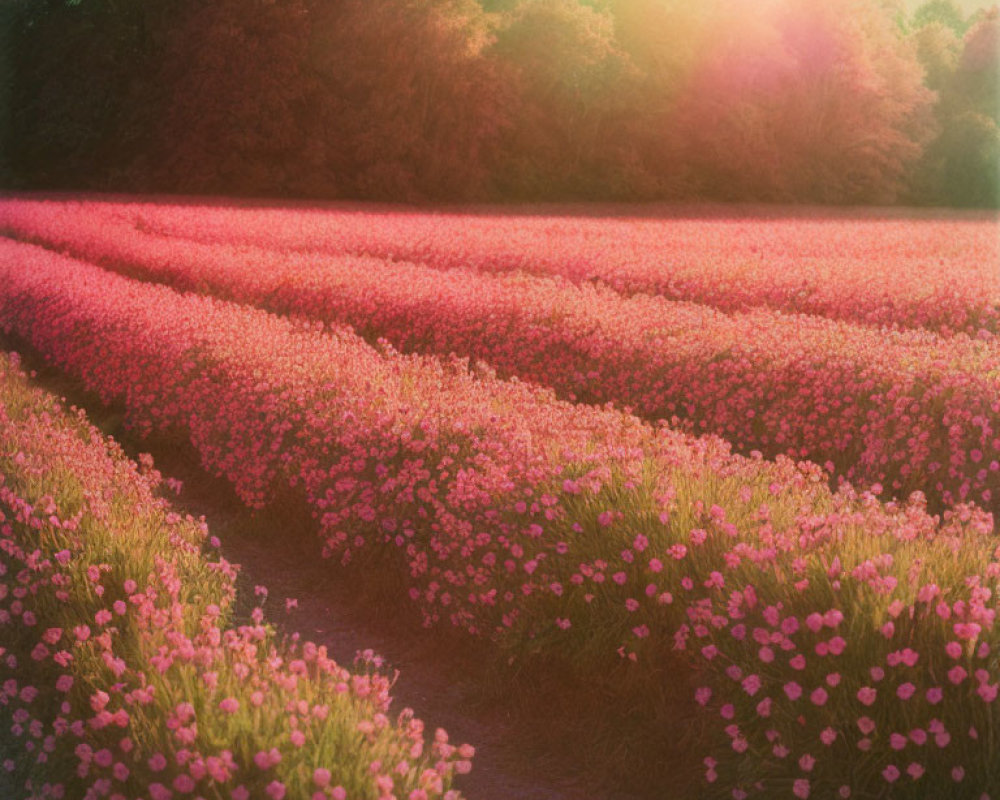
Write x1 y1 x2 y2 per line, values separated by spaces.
823 609 844 627
955 622 982 641
793 778 810 798
784 682 802 701
314 768 331 788
781 617 800 636
977 683 998 702
827 637 846 656
857 687 876 706
882 765 900 783
219 697 239 714
266 781 286 800
90 690 109 712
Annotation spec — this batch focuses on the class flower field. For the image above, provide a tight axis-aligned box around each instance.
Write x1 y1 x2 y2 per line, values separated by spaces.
8 199 995 336
1 199 999 799
0 350 468 800
1 200 998 512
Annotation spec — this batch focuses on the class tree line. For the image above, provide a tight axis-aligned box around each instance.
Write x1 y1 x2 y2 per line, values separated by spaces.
2 0 997 206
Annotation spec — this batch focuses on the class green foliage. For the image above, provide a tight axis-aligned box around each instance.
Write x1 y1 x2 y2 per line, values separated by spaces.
489 0 643 198
911 0 970 34
4 0 993 204
910 8 1000 206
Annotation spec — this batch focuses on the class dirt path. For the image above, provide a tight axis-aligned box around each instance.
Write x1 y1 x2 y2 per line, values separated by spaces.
4 337 653 800
153 438 647 800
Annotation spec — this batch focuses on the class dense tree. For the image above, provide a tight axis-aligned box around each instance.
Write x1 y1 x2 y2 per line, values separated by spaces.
667 0 934 202
910 6 999 206
307 0 508 200
955 8 1000 120
911 0 972 33
4 0 151 189
911 20 963 90
488 0 641 198
1 0 993 205
141 0 323 196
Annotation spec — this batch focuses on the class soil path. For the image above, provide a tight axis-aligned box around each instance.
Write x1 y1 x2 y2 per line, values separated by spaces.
3 337 652 800
170 456 620 800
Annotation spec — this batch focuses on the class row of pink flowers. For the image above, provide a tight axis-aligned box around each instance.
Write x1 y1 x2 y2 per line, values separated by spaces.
0 199 995 511
0 349 468 799
7 197 994 336
1 239 997 797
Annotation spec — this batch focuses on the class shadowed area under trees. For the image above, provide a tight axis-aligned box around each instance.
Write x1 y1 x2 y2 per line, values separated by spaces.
2 0 998 206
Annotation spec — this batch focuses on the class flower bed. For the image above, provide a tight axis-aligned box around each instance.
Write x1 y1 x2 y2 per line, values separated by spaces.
1 202 997 511
0 350 468 800
1 240 998 798
7 198 994 336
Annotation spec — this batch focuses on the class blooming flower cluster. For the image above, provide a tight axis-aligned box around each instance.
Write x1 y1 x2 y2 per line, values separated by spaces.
5 198 993 336
1 239 998 797
1 201 996 511
0 350 468 799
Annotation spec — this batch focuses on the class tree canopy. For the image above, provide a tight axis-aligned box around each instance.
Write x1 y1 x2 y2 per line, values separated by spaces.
3 0 997 205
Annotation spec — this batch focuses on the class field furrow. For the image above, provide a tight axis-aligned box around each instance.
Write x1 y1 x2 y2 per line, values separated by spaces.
3 201 998 512
2 238 999 799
